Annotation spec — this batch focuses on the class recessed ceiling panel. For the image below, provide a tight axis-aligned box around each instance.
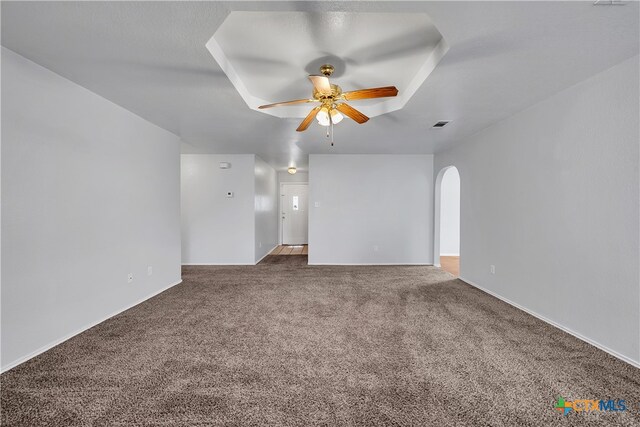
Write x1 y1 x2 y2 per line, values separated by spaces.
207 11 448 118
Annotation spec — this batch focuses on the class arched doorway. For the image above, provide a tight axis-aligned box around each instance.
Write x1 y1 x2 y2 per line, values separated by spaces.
434 166 460 276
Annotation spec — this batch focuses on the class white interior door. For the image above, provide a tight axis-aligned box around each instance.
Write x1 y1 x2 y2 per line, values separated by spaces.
282 184 308 244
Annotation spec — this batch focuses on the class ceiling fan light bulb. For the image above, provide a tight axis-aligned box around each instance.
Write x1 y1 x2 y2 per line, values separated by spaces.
316 108 330 126
330 109 344 124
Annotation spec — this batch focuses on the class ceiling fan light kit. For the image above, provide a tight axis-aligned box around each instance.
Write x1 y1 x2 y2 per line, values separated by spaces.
258 64 399 143
329 109 344 124
315 107 344 126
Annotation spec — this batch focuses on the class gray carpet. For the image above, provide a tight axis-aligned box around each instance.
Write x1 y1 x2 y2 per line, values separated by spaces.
2 256 639 426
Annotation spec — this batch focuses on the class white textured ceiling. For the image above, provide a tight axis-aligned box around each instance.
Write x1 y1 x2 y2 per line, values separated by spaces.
208 11 446 118
1 1 638 171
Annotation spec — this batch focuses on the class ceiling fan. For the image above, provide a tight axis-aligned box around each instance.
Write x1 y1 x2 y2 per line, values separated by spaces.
258 64 398 132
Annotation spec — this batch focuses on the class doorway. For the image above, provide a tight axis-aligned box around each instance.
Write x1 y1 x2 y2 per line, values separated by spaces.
281 183 308 245
434 166 460 277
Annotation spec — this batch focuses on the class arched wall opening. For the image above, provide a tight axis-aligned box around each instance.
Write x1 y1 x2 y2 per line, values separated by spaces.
434 166 460 276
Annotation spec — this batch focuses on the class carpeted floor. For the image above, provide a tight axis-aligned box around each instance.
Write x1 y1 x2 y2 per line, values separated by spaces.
2 256 639 426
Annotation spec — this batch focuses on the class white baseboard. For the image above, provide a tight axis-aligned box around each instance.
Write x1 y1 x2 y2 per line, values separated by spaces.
182 263 253 266
440 253 460 257
459 277 640 369
308 262 434 266
255 245 278 264
1 279 183 373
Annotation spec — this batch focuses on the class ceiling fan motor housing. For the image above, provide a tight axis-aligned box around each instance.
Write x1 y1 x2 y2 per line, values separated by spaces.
313 84 342 102
320 64 335 77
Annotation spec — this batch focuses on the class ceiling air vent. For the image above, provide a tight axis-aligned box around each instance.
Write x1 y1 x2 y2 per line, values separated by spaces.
432 120 451 128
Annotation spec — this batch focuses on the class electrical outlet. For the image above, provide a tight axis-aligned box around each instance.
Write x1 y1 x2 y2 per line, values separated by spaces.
259 242 262 248
490 265 495 275
147 266 153 276
128 273 134 283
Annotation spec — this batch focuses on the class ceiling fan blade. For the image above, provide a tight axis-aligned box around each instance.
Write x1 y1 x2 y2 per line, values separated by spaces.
296 106 322 132
342 86 398 101
308 75 332 95
258 98 315 109
335 103 369 124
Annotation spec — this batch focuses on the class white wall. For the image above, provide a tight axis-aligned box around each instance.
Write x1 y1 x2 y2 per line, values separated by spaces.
309 155 434 265
1 48 182 371
255 157 278 262
181 154 255 264
278 171 309 184
434 55 640 366
439 167 460 256
181 154 278 264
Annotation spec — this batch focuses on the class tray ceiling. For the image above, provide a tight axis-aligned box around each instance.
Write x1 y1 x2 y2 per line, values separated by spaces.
207 11 447 118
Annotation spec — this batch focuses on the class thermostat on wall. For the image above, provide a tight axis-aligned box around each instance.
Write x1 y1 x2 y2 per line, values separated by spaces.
219 162 231 169
226 192 234 198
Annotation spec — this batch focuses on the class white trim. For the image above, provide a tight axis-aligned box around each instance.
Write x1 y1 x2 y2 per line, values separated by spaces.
1 279 183 373
459 277 640 369
280 182 309 186
439 253 460 257
255 245 278 264
308 263 434 266
182 263 253 266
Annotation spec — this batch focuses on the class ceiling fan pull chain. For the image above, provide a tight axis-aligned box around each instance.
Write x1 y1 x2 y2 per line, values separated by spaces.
331 117 334 146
